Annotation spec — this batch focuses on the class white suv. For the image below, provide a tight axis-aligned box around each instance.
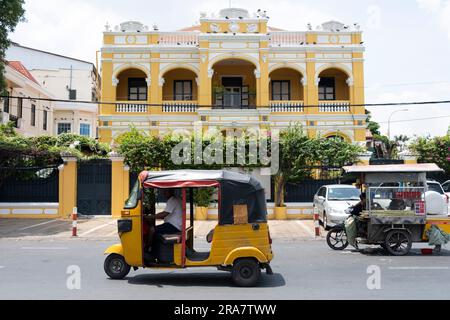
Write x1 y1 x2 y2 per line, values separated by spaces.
426 181 449 215
313 185 361 230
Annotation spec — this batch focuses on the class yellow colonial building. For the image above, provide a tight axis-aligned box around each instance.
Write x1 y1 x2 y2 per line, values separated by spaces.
99 7 366 144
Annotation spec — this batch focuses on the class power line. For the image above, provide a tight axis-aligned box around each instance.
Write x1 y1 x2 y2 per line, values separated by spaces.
377 115 450 124
2 94 450 109
365 80 450 89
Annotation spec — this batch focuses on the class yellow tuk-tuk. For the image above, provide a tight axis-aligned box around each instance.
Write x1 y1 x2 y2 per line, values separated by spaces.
104 170 274 287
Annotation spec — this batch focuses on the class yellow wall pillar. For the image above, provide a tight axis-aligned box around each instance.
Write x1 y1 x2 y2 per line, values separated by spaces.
199 43 212 108
110 153 130 218
258 47 269 108
58 155 78 218
150 52 162 114
305 53 318 138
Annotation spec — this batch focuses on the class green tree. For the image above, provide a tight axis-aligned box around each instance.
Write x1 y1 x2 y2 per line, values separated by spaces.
410 134 450 175
0 0 26 93
273 125 364 207
366 109 380 136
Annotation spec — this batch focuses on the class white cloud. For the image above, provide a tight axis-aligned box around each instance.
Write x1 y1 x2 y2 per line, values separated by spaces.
417 0 442 12
366 83 450 138
417 0 450 39
11 0 124 63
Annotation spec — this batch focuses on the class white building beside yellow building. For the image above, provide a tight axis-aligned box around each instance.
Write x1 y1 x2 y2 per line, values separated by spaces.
99 7 367 144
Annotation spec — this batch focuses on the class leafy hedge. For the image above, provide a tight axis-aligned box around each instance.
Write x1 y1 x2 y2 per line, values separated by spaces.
0 122 110 168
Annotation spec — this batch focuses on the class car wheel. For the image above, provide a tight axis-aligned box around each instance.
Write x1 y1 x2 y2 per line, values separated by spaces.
231 258 261 287
104 254 131 280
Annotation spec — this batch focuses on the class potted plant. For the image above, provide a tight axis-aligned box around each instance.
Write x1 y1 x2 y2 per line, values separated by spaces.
193 187 214 220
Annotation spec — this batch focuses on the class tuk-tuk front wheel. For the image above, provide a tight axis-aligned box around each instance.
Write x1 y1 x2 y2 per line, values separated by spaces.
384 230 412 256
231 258 261 287
104 254 131 280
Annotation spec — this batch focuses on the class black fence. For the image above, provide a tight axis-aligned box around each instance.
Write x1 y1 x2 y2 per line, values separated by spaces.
0 166 59 202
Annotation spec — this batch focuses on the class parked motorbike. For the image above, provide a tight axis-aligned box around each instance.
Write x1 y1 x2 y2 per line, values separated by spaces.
326 208 364 251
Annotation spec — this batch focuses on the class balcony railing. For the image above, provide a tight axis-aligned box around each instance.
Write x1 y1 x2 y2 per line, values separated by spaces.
158 32 199 46
162 101 198 113
319 101 350 112
115 102 148 113
270 101 304 112
269 32 307 46
213 93 257 109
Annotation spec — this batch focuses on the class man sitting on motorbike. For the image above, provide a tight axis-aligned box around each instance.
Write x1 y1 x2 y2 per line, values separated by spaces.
348 192 366 216
347 192 367 236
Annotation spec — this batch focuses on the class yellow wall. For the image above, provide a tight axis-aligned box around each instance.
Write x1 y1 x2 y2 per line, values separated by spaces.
318 68 350 101
162 69 198 100
212 63 256 92
116 69 148 101
269 68 304 100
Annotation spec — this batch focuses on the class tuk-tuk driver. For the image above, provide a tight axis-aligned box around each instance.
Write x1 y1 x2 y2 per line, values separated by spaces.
145 189 182 249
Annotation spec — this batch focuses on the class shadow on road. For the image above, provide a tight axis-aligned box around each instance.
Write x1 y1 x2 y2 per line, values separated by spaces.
126 272 286 288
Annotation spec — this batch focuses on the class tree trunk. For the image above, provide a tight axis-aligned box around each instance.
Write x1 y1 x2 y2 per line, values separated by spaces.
274 173 285 207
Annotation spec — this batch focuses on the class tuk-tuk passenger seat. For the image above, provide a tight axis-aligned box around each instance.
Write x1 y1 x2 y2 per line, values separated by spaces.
158 233 181 244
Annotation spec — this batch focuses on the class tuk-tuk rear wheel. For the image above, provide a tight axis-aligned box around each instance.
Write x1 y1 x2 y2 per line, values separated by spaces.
104 254 131 280
231 258 261 287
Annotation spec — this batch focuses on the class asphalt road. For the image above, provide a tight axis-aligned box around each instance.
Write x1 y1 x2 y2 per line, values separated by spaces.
0 238 449 300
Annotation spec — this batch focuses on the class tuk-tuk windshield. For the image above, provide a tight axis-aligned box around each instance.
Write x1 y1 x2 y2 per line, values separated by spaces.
124 179 140 209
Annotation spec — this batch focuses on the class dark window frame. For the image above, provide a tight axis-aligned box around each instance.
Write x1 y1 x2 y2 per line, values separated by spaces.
3 92 10 113
173 80 193 101
271 80 291 101
128 78 147 101
17 97 23 118
31 104 36 127
57 122 72 134
319 77 336 101
43 110 48 131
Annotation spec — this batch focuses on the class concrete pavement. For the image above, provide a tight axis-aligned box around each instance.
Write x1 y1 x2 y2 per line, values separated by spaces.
0 238 449 299
0 218 319 241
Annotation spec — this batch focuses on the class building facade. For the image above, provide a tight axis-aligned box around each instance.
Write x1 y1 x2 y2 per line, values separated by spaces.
6 43 100 138
99 7 366 144
2 61 54 137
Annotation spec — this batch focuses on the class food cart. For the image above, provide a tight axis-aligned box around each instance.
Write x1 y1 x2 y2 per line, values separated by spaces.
326 163 450 255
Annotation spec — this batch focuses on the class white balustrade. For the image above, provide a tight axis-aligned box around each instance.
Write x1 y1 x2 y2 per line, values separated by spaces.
115 103 148 113
162 102 198 113
270 101 304 112
319 101 350 112
158 33 199 46
269 32 307 46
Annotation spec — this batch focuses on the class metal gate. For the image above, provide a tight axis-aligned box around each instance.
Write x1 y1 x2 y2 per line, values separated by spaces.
0 166 59 203
77 160 112 215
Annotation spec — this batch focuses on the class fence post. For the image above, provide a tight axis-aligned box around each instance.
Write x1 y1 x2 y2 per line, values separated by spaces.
110 152 129 218
58 154 78 218
72 207 78 237
313 206 321 237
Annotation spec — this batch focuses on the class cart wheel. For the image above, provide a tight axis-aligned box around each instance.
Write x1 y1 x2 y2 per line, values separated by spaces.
231 258 261 287
384 230 412 256
104 254 131 279
326 228 349 250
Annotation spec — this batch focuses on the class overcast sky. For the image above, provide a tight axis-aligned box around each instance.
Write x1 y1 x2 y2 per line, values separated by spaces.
8 0 450 138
